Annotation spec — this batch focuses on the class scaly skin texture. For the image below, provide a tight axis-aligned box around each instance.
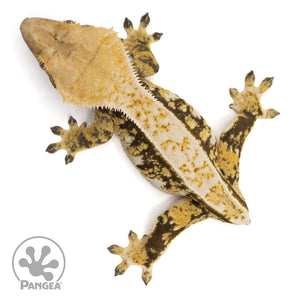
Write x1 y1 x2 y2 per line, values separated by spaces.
20 13 279 285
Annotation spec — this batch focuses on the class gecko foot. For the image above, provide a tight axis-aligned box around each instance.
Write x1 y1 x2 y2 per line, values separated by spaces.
108 231 153 285
123 13 163 44
229 71 280 118
46 116 89 164
122 13 163 77
46 109 113 164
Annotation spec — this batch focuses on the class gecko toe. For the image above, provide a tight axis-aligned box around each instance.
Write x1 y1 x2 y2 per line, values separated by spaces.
51 126 64 136
46 142 61 153
65 153 75 164
258 76 274 93
114 262 128 276
245 70 255 87
142 269 152 285
68 116 78 127
139 12 150 29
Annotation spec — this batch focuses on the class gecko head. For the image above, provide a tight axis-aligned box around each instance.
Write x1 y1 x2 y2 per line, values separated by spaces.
20 18 82 89
20 18 134 108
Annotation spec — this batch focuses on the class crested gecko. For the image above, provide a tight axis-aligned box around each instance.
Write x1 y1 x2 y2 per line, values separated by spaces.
20 13 279 285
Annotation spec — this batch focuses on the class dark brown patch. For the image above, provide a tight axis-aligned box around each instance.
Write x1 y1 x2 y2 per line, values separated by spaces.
77 132 93 149
138 55 159 73
220 112 256 155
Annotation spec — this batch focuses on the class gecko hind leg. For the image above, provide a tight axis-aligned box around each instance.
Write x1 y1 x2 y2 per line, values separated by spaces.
122 13 163 77
46 108 114 164
108 197 209 285
216 71 279 190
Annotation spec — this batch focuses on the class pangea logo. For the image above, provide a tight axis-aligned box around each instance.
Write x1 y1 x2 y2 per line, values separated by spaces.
12 236 65 290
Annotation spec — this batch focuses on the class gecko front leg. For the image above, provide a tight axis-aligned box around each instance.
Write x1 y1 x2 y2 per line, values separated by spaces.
122 13 163 77
46 108 113 164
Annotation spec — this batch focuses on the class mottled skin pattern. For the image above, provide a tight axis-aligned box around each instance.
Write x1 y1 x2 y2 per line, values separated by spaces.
20 13 279 285
46 110 113 164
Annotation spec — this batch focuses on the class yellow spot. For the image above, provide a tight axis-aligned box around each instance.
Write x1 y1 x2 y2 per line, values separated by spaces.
199 128 210 143
168 199 204 229
205 181 240 221
161 215 168 224
216 142 239 182
168 101 176 109
162 233 171 242
179 104 187 112
153 130 158 136
128 142 149 156
161 167 171 177
179 164 191 174
185 116 198 130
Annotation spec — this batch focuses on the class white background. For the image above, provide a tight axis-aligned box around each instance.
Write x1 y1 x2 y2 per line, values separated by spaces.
0 0 299 299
